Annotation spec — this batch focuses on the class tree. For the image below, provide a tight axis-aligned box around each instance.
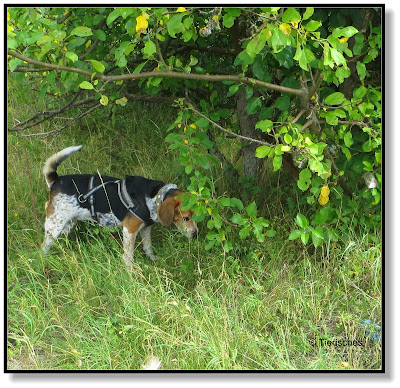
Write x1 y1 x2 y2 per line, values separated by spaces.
8 6 382 250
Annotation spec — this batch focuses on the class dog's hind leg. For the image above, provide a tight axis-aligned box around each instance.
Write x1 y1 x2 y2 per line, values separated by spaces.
42 215 74 253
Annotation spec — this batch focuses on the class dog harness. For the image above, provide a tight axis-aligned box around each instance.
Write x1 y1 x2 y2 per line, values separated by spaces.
76 175 176 226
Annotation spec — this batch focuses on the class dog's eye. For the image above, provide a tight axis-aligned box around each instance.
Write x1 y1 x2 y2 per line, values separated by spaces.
182 216 189 221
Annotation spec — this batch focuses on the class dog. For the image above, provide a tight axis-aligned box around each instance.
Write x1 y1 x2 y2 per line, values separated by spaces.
42 145 198 267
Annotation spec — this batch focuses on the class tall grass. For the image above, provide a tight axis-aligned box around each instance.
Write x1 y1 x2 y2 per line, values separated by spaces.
7 77 382 370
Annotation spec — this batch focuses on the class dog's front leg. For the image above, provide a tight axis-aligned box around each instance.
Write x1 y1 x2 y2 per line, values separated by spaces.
140 226 158 261
122 226 137 267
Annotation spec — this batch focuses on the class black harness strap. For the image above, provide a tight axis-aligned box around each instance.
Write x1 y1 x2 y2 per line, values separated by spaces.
76 175 154 226
116 180 151 225
77 176 119 221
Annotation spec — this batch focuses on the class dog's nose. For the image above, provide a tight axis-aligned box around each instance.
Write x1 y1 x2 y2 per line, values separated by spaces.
193 230 198 238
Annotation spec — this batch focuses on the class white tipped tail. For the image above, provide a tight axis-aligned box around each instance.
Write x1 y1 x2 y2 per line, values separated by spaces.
43 145 83 187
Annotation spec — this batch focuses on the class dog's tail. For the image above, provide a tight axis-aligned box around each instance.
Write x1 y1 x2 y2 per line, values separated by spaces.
43 145 83 188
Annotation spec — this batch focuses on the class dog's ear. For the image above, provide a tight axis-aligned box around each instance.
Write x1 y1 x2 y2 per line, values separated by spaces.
158 197 179 226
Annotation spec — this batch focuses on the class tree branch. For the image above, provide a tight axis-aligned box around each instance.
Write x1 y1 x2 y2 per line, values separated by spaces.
8 50 304 97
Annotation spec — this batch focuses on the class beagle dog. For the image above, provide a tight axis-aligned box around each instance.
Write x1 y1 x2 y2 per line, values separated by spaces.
42 145 198 267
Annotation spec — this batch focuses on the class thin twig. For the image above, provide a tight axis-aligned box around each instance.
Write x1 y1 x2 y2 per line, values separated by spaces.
22 103 102 137
10 90 82 131
187 106 275 147
291 109 306 124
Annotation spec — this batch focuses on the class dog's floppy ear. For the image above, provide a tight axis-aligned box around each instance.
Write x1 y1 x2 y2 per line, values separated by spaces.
158 197 179 226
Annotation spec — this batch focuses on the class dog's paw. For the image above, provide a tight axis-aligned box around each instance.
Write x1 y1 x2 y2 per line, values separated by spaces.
149 254 159 261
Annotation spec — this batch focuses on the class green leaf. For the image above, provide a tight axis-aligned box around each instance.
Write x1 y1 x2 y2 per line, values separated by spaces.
94 29 107 41
226 8 242 17
357 61 367 81
255 119 273 132
305 20 321 32
342 146 352 160
223 241 233 252
246 98 262 115
255 145 271 158
218 197 231 207
296 213 309 228
246 202 257 218
301 232 310 245
298 168 312 191
99 94 108 106
133 61 147 74
239 225 251 239
228 84 240 96
274 95 290 111
65 51 79 62
230 198 244 210
330 48 347 67
325 92 345 105
312 227 325 247
303 8 314 20
289 229 303 240
106 8 121 26
232 213 245 226
246 30 267 58
185 163 193 174
79 81 94 90
265 229 277 238
273 154 282 171
167 14 185 38
284 134 292 144
36 35 52 45
282 8 301 23
71 26 93 37
88 59 105 73
223 13 236 28
144 40 156 57
234 50 254 67
340 26 359 38
343 131 353 147
325 111 339 125
8 58 22 72
353 86 367 99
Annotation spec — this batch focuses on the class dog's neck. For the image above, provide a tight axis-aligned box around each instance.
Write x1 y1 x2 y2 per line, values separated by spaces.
146 184 178 223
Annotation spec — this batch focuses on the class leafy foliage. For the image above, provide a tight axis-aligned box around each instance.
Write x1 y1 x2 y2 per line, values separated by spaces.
7 7 381 251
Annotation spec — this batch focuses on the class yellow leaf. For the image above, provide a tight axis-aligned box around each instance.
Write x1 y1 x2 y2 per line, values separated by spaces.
85 40 91 48
320 185 330 197
262 27 272 40
291 21 299 29
318 195 329 206
339 37 348 43
136 15 148 34
176 7 186 12
189 124 196 129
279 23 292 36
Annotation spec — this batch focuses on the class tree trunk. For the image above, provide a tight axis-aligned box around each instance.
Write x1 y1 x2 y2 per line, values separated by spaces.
236 89 263 179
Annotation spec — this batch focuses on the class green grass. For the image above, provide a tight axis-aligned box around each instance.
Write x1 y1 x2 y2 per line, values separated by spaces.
7 78 382 370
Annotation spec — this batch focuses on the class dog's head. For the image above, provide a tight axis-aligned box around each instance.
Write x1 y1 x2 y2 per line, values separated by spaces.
157 193 198 238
